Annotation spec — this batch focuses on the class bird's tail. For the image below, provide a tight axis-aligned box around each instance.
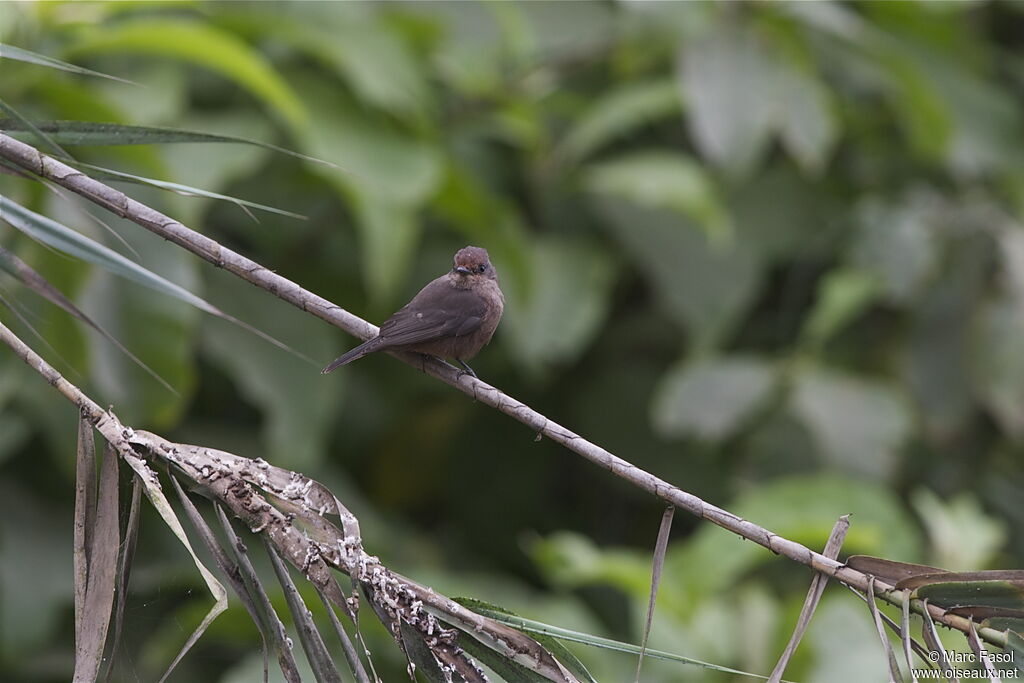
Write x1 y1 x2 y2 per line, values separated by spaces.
321 338 381 374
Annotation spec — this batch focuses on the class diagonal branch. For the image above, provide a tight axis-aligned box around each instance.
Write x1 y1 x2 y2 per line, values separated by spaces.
0 133 1008 651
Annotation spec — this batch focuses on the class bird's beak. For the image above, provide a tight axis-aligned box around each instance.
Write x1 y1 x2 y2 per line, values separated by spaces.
455 265 471 275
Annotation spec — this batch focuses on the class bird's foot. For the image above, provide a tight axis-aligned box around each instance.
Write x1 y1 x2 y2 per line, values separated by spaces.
455 359 477 379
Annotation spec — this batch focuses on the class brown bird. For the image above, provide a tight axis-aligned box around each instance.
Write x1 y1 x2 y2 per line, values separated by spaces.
322 246 504 377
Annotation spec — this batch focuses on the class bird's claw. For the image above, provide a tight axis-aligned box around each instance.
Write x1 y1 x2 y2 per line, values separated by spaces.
456 359 477 379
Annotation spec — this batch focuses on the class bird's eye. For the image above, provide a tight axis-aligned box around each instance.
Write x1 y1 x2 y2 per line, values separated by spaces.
477 264 487 273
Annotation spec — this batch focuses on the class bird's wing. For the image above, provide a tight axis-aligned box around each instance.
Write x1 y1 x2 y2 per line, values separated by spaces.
378 282 487 347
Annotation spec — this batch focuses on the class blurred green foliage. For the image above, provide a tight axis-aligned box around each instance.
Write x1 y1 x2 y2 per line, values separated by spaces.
1 1 1023 681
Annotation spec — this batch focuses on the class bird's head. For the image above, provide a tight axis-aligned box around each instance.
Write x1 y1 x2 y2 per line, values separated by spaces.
452 246 497 281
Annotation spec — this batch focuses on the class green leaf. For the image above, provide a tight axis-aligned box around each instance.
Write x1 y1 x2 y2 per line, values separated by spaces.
594 198 761 348
800 268 881 348
223 6 432 120
970 227 1024 440
912 578 1024 611
454 628 552 683
910 489 1007 571
1 197 223 318
397 621 451 683
501 237 616 372
790 365 910 478
297 79 442 205
0 119 336 168
775 66 839 173
64 19 307 130
850 196 942 304
583 151 731 242
92 61 188 126
291 71 442 308
80 162 306 220
678 26 776 175
0 246 177 397
999 228 1024 301
416 3 504 96
679 22 841 175
560 79 681 163
0 98 70 158
779 1 869 42
295 6 432 119
2 199 303 382
459 597 785 680
903 225 986 440
349 196 422 311
726 166 834 262
910 49 1024 176
0 42 135 83
878 46 954 161
971 290 1024 441
1004 631 1024 675
512 1 614 64
651 355 777 441
453 598 596 683
530 531 651 596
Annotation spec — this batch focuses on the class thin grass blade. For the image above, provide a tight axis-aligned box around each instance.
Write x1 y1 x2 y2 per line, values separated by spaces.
396 618 454 682
0 44 136 83
920 600 961 683
451 604 594 683
104 475 141 683
0 246 177 394
121 453 227 683
0 290 81 377
768 514 850 683
463 603 785 681
0 119 340 169
1 198 315 364
78 162 307 220
635 505 674 683
73 443 120 683
170 476 278 683
33 180 143 259
903 594 921 683
2 197 224 313
315 588 372 683
453 626 550 683
867 577 906 683
0 97 70 158
966 622 1001 682
264 539 342 683
846 584 934 669
73 418 97 648
362 586 443 682
215 505 302 683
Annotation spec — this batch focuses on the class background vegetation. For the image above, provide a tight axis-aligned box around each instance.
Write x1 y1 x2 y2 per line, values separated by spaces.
1 1 1023 681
